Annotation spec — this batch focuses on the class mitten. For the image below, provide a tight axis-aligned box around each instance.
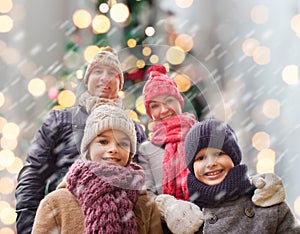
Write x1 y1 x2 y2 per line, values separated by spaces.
251 173 286 207
155 194 204 234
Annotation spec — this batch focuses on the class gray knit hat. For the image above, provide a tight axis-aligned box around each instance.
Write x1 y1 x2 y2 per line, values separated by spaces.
185 119 242 174
81 105 136 163
83 46 124 89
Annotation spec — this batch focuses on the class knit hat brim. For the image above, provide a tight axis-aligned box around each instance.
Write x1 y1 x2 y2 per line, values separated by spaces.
83 47 124 90
185 119 242 174
81 105 136 164
143 65 184 118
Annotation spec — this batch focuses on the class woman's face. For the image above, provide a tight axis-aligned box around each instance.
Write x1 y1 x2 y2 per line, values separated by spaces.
193 147 234 186
89 129 131 167
149 94 182 121
87 65 120 99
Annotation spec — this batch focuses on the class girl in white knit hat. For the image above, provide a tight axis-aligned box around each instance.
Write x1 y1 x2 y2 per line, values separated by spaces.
32 105 163 234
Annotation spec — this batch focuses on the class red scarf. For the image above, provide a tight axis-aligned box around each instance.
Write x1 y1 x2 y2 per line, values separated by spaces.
151 112 197 200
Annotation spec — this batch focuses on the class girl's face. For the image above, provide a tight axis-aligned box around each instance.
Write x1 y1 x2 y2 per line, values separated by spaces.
193 147 234 186
89 129 131 167
149 94 182 121
88 65 120 99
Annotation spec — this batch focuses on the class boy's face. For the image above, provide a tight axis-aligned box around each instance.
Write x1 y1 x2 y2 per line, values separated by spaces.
89 129 131 167
149 94 182 121
88 64 120 99
193 147 234 186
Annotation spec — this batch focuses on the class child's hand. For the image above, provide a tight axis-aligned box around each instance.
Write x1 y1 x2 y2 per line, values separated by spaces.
251 173 286 207
155 194 203 234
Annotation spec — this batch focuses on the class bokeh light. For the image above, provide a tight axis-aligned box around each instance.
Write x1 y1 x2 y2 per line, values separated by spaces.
149 54 159 64
127 38 137 48
256 148 276 173
290 14 300 35
28 78 47 97
0 177 14 194
0 149 15 168
99 3 109 13
0 227 14 234
57 90 76 108
1 47 20 65
72 9 92 29
252 46 271 65
0 92 5 108
83 45 101 63
135 96 146 115
145 26 155 37
282 64 299 85
262 99 280 119
6 156 23 174
0 15 13 33
125 109 140 123
48 87 59 101
0 137 17 150
142 47 152 56
242 38 260 57
76 69 84 80
2 122 19 139
166 46 186 65
250 5 269 24
294 196 300 216
0 117 7 133
0 0 13 13
175 0 194 8
175 34 194 52
252 131 270 151
173 73 191 92
92 14 111 34
0 206 17 225
110 3 129 23
136 59 145 69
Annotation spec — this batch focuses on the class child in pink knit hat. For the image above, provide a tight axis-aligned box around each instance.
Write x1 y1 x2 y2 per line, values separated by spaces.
32 105 163 234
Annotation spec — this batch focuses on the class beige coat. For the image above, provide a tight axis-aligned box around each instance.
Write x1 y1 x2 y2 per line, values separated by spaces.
31 186 163 234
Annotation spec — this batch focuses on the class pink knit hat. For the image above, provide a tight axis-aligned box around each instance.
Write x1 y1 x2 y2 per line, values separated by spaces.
143 64 184 118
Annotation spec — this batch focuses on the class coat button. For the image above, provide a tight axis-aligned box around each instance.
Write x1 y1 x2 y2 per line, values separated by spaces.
207 213 218 224
244 207 255 218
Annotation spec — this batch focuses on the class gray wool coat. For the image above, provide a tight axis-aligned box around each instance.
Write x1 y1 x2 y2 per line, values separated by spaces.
138 141 165 198
195 195 300 234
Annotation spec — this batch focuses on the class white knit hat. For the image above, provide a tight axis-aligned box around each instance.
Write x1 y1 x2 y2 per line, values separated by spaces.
81 105 136 162
83 46 124 89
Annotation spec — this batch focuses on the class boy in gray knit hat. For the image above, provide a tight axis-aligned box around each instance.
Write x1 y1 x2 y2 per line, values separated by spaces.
184 119 300 233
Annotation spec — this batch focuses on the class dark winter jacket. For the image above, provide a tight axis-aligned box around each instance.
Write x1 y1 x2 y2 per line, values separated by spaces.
15 105 147 234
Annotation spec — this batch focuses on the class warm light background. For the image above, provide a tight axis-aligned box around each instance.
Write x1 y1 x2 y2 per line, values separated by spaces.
1 0 300 232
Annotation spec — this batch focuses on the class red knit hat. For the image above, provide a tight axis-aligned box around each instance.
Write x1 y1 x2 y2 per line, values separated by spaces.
143 64 184 118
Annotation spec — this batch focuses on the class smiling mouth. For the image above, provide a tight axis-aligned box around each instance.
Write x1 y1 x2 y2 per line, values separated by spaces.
103 157 120 163
205 169 223 176
161 114 174 120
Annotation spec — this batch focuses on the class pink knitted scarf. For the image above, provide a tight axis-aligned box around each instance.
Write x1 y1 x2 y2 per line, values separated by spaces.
151 112 197 200
66 160 145 234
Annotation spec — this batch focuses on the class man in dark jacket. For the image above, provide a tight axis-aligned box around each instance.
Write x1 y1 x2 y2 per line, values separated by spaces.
15 47 147 234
